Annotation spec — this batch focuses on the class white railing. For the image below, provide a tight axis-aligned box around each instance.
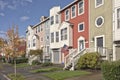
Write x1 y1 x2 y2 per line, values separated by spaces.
64 49 77 68
64 47 112 70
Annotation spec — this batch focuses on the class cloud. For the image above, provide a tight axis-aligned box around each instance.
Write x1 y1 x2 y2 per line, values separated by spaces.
25 0 33 3
0 0 8 10
0 31 6 34
8 5 16 10
0 0 33 10
20 16 30 21
0 13 5 16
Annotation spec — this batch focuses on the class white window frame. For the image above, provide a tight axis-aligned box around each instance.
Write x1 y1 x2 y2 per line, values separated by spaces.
71 5 76 19
56 31 59 42
95 16 104 27
78 22 85 32
61 28 67 41
78 0 84 16
51 32 54 43
33 39 36 47
65 9 70 21
95 0 104 8
117 8 120 29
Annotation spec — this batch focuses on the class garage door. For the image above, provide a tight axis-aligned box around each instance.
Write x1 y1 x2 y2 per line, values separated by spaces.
53 50 60 64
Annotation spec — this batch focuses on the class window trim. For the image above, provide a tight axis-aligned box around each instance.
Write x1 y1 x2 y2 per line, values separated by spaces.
78 0 84 16
71 5 76 19
95 16 104 27
65 9 70 21
78 22 85 32
95 0 104 8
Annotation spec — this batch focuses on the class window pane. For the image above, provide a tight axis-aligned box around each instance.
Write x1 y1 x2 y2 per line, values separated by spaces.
50 16 54 25
78 0 83 14
79 23 84 31
65 10 69 20
56 15 59 23
117 8 120 29
51 33 54 43
72 6 75 17
56 32 59 42
96 0 102 6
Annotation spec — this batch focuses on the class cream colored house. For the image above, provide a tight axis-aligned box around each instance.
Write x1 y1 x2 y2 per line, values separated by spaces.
89 0 113 60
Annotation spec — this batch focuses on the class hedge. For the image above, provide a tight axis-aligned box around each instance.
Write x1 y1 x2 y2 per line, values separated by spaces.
77 52 101 69
101 61 120 80
9 57 28 64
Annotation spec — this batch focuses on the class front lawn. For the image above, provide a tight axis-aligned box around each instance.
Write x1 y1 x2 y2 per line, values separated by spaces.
31 67 62 73
8 73 25 80
44 70 91 80
16 63 30 68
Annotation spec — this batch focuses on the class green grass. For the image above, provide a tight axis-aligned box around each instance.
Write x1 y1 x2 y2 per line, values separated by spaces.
44 70 91 80
8 73 25 80
16 63 30 68
31 67 62 73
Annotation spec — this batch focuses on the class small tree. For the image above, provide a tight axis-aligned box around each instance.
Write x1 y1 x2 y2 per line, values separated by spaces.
6 25 20 77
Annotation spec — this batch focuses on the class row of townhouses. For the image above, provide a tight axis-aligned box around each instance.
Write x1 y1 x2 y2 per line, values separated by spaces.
26 0 120 69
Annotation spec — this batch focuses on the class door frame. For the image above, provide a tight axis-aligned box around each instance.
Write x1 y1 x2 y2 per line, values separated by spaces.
94 35 105 51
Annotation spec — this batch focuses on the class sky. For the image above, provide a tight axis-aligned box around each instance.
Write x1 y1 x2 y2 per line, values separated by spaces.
0 0 73 38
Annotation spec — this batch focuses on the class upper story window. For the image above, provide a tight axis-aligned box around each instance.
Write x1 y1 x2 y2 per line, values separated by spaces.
61 28 67 40
50 16 54 25
28 40 30 48
41 37 43 42
51 33 54 43
56 32 59 42
38 26 40 32
33 39 36 47
95 0 104 8
117 8 120 29
47 36 49 40
78 0 84 15
41 26 43 31
36 27 37 33
71 5 76 18
95 16 104 27
78 22 85 32
56 15 59 24
65 9 70 21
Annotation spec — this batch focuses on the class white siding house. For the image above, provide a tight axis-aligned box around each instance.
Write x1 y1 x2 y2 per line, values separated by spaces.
113 0 120 61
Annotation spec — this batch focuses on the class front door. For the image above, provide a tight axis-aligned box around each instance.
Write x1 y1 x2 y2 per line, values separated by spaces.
79 40 85 51
96 36 105 56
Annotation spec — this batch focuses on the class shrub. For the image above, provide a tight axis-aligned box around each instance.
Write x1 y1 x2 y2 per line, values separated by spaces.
32 60 41 65
77 52 101 69
42 62 53 67
101 61 120 80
